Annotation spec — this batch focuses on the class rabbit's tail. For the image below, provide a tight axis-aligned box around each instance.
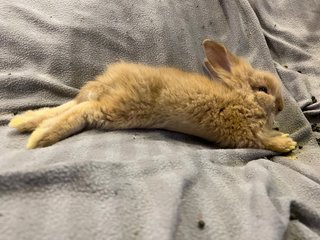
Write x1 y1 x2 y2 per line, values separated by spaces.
75 80 108 102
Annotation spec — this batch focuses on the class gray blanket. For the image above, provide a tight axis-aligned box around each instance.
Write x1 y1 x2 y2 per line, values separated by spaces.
1 0 320 239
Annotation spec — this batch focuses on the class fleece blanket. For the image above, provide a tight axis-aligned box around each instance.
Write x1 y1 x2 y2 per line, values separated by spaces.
0 0 320 239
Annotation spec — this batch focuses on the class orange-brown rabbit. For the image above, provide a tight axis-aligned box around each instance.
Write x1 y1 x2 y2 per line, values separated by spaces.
9 39 297 152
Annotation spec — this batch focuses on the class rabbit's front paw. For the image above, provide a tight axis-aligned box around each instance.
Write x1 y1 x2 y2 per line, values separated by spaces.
266 134 297 153
9 110 41 132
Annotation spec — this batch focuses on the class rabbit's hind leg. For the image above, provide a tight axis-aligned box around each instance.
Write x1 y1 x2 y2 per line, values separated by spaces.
9 100 77 133
26 101 106 149
257 129 297 153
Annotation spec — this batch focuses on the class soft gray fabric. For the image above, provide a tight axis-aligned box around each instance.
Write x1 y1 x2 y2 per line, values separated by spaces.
0 0 320 239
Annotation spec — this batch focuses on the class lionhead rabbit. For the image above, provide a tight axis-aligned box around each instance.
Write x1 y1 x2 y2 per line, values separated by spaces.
9 39 297 152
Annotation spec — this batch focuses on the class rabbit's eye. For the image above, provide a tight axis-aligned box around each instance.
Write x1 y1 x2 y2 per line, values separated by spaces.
258 86 268 93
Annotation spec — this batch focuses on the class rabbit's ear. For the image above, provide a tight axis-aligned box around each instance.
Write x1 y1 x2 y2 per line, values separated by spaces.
203 58 217 78
202 39 239 76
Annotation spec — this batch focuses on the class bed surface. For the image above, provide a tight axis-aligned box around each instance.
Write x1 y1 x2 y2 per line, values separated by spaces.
0 0 320 239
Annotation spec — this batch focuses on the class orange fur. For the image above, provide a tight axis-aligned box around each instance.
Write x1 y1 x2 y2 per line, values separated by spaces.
9 39 296 152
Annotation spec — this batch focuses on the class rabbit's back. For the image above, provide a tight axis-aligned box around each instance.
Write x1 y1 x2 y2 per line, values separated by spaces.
77 62 229 106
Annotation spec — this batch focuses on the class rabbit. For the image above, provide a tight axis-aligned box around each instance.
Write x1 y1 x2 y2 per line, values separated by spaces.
9 39 297 152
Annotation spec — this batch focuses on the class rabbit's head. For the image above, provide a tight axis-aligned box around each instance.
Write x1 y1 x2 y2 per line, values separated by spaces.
202 39 283 122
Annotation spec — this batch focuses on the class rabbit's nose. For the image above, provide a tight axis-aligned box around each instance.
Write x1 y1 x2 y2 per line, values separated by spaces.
276 98 284 113
276 105 282 113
